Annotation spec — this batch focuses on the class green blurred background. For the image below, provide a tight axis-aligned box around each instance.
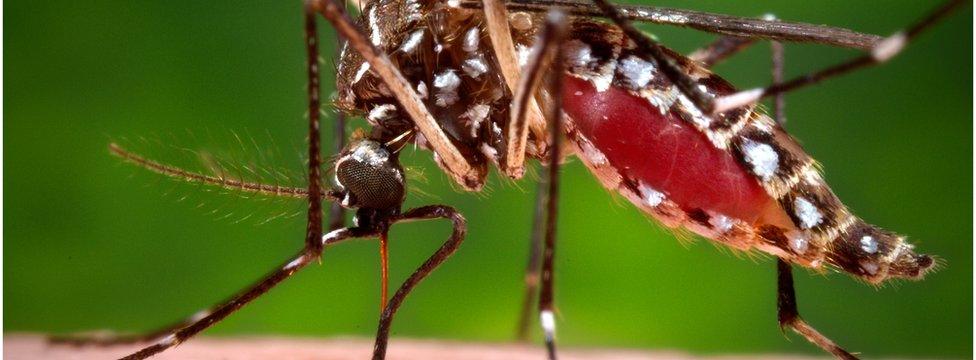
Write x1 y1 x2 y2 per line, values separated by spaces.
5 0 972 358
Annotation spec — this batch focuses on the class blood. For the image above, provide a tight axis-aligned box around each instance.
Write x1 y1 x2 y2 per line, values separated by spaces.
562 76 778 224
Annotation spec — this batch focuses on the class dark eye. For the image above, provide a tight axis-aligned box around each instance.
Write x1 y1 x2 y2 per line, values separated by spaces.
334 140 406 210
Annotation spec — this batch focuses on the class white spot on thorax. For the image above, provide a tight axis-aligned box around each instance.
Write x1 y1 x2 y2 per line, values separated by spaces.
461 104 491 137
405 0 422 21
353 62 371 84
433 70 461 106
416 82 428 99
367 104 397 124
740 139 779 181
637 182 665 207
399 30 424 54
618 55 656 89
860 235 879 254
447 0 460 7
462 27 480 52
368 7 383 47
462 57 489 78
793 197 823 229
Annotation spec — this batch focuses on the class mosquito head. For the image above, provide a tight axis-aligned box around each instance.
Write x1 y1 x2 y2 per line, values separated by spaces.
333 139 406 212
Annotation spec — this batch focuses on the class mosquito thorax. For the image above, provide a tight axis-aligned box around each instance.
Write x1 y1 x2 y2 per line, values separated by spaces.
333 139 406 212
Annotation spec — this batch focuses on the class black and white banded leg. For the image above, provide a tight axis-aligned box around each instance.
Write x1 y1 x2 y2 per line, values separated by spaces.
711 0 966 113
513 11 571 359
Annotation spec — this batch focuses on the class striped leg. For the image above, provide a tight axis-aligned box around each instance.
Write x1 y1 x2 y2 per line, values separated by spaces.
115 228 364 360
711 0 966 113
51 3 339 354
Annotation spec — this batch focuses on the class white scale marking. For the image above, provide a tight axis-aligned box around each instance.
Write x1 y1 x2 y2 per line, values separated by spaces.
433 70 461 107
399 30 424 54
785 230 808 254
461 104 491 137
368 7 382 47
578 137 608 166
860 235 879 254
284 254 306 271
462 27 480 52
462 57 489 78
416 82 428 99
740 138 779 181
872 32 906 62
637 182 665 207
367 104 397 123
707 213 734 233
353 62 371 84
540 310 556 336
793 197 823 229
618 55 656 89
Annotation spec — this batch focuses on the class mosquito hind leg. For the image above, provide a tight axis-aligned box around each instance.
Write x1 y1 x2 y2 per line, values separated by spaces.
370 205 467 360
777 259 858 360
712 0 966 113
689 35 756 69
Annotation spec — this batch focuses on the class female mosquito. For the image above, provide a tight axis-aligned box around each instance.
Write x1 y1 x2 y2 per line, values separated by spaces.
53 0 965 359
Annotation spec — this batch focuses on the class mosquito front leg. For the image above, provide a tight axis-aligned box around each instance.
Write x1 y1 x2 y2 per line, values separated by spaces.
307 0 483 189
114 228 363 360
711 0 966 114
371 205 467 360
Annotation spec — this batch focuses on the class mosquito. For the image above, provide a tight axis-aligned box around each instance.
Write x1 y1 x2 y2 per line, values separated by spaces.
52 0 965 359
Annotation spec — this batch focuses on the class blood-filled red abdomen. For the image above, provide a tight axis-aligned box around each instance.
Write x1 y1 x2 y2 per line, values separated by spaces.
562 76 775 223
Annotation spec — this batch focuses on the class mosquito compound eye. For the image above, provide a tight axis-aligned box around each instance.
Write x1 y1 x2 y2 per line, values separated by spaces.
334 140 406 210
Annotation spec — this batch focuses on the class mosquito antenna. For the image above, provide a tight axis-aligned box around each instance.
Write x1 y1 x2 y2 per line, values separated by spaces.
108 143 340 202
